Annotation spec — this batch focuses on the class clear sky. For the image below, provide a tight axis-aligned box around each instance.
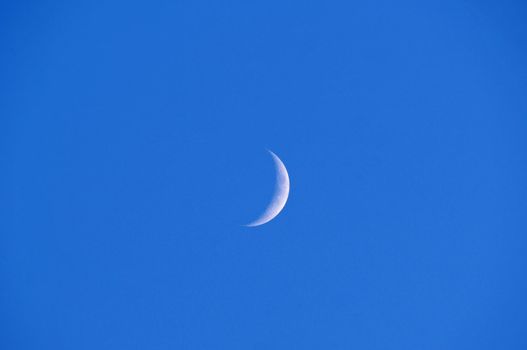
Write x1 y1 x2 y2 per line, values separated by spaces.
2 0 527 349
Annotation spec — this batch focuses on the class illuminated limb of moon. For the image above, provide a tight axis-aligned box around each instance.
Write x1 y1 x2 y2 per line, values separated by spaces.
245 150 290 227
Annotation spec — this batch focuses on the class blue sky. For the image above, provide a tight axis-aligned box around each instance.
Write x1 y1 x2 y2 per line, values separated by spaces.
2 0 527 349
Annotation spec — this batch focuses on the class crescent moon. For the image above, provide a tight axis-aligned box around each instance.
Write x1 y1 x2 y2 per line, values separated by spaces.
245 150 290 227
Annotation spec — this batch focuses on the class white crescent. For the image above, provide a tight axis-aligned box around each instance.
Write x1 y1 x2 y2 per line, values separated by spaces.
246 150 290 227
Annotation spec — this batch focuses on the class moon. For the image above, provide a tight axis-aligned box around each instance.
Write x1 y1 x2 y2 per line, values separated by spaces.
245 150 290 227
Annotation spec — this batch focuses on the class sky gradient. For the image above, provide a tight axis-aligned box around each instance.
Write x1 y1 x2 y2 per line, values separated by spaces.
2 0 527 349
